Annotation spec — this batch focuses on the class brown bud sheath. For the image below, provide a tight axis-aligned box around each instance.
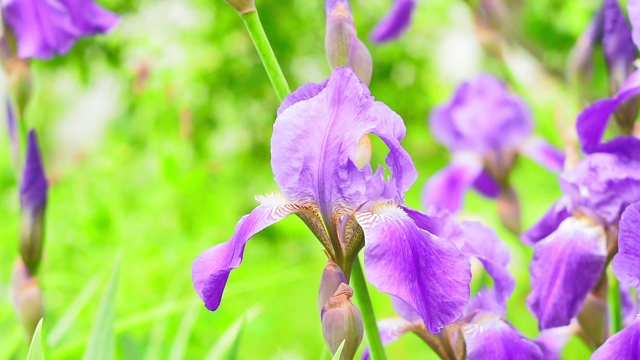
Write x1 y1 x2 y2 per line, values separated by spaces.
12 259 44 338
223 0 256 15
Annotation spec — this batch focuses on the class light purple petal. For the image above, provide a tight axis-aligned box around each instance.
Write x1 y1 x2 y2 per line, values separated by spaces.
535 325 576 360
527 217 607 330
601 0 637 77
519 137 566 172
272 68 415 232
429 75 532 154
370 0 416 43
192 194 299 311
621 284 638 326
560 151 640 225
6 101 19 163
57 0 119 36
422 154 483 212
521 197 571 245
471 169 501 198
3 0 80 59
276 80 329 116
577 69 640 151
361 318 415 360
20 130 48 213
356 205 471 334
463 314 543 360
630 0 640 50
613 201 640 288
591 317 640 359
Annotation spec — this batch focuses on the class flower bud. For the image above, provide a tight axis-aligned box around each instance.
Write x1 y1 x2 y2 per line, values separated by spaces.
321 283 364 359
325 0 372 85
577 292 608 347
6 58 32 118
20 130 48 275
223 0 256 15
318 258 348 314
496 185 521 235
12 259 44 338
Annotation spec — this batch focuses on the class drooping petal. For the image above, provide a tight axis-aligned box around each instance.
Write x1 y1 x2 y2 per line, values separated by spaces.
20 130 48 213
192 194 300 311
3 0 80 59
521 197 571 245
429 75 532 154
630 0 640 50
361 318 415 360
463 314 543 360
370 0 416 43
527 217 607 330
560 151 640 225
576 69 640 151
613 201 640 288
535 324 577 360
56 0 119 36
591 317 640 360
519 137 566 172
356 205 471 334
272 67 416 230
277 80 329 116
422 153 483 212
472 169 501 198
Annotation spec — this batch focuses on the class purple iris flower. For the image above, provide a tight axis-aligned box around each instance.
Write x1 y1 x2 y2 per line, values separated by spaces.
523 139 640 330
370 0 416 43
2 0 119 59
361 214 527 358
590 202 640 358
423 75 565 213
192 67 471 333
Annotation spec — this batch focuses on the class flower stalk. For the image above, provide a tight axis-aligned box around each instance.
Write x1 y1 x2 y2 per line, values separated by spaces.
351 257 386 359
240 10 290 101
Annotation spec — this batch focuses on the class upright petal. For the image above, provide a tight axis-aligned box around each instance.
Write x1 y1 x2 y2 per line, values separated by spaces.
463 314 543 360
527 217 607 329
591 317 640 360
3 0 80 59
272 67 415 229
57 0 119 36
519 137 566 172
370 0 416 43
422 153 483 212
192 194 300 311
356 205 471 334
577 69 640 151
521 197 571 245
612 201 640 288
630 0 640 50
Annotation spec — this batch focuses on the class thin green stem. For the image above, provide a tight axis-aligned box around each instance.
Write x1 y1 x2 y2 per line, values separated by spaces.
241 11 290 102
609 272 623 335
351 257 386 360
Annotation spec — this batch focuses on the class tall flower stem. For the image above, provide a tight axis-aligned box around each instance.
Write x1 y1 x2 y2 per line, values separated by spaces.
351 257 386 359
609 272 623 335
241 10 291 102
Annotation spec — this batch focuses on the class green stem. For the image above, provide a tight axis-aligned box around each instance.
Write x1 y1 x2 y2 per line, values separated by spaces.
609 272 623 335
241 11 291 102
351 257 386 360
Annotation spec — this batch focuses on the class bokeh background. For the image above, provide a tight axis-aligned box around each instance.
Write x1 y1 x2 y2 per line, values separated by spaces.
0 0 614 358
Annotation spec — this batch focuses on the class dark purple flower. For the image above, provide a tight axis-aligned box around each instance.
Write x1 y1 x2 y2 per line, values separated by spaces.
370 0 415 43
192 68 471 333
2 0 119 60
601 0 637 85
423 75 564 212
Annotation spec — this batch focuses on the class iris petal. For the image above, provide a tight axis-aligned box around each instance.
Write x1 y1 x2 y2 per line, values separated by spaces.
422 153 483 212
192 194 299 311
356 205 471 334
370 0 416 43
463 315 543 360
591 317 640 359
521 197 571 245
57 0 119 36
613 201 640 289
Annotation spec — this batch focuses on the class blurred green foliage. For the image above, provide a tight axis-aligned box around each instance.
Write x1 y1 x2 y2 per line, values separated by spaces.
0 0 616 358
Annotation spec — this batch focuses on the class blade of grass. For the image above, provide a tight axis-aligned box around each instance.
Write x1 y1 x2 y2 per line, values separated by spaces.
168 302 199 360
27 318 44 360
204 305 262 360
82 254 121 360
331 340 346 360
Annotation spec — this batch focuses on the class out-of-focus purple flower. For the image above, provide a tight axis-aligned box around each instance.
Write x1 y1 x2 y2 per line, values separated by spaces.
325 0 372 85
523 141 640 330
631 0 640 49
2 0 119 60
192 68 471 334
20 130 48 275
6 101 19 165
423 75 564 216
370 0 415 43
535 324 578 360
591 317 640 359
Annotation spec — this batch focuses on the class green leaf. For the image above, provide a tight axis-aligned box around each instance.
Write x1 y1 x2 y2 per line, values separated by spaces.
167 303 198 360
82 254 121 360
331 340 346 360
205 306 262 360
27 318 44 360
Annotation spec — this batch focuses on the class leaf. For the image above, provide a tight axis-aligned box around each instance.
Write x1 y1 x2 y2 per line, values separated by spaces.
82 254 121 360
331 340 346 360
205 306 262 360
168 302 198 360
47 275 101 347
27 318 44 360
